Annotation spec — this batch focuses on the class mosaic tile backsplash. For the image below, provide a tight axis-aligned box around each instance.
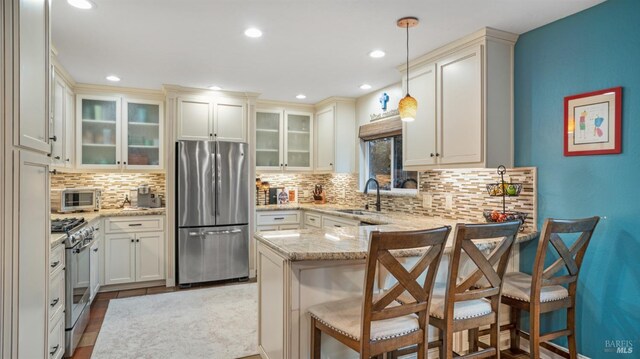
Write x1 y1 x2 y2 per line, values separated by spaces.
51 173 166 209
257 168 537 231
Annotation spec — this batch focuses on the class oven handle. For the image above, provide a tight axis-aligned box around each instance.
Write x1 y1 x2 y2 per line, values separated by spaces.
73 240 93 253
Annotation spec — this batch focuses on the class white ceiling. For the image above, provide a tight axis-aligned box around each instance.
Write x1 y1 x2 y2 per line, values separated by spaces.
52 0 604 103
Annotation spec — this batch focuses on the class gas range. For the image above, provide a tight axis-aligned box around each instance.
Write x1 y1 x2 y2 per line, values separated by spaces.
51 217 85 233
51 217 96 248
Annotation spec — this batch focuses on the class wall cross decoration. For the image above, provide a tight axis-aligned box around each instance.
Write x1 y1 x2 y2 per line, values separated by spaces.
379 92 389 111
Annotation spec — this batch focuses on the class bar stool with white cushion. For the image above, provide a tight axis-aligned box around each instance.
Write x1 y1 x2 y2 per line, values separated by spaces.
308 226 451 359
391 221 522 359
496 217 600 359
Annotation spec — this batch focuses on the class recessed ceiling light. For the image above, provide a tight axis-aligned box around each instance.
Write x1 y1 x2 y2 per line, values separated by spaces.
296 94 306 99
369 50 385 58
208 86 222 90
67 0 94 9
105 75 120 82
360 84 372 90
244 28 263 38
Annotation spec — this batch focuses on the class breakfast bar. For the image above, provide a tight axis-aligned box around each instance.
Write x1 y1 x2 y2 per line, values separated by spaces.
255 213 538 359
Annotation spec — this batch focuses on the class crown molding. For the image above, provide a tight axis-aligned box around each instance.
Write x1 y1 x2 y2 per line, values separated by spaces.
162 84 260 100
397 27 519 73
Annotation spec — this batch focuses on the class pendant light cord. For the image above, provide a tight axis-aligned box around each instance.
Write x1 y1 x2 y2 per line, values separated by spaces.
406 23 410 95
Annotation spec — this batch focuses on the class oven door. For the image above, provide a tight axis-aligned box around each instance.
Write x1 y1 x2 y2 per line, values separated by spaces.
65 240 92 328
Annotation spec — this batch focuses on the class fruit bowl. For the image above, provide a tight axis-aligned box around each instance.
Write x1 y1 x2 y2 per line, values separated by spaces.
486 183 522 197
483 210 528 230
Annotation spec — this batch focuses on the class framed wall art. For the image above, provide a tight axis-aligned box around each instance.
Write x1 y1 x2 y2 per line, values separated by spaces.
564 87 622 156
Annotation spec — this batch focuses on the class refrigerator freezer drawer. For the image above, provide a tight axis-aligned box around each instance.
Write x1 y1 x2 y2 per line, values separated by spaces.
177 225 249 284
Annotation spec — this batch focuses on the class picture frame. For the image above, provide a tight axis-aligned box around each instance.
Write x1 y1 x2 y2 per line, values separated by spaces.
564 87 622 156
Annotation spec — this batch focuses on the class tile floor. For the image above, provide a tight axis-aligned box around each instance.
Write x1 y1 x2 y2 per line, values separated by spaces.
71 280 256 359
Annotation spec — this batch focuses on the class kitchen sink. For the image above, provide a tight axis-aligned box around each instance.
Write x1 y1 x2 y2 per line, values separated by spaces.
336 209 370 215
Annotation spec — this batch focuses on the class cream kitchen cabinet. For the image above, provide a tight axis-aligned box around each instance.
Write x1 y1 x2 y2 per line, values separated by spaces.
255 108 313 172
49 246 65 359
16 0 52 154
51 71 75 168
76 95 164 170
18 150 50 359
177 96 247 142
104 216 165 285
89 238 100 302
402 28 517 170
313 99 356 173
255 210 301 231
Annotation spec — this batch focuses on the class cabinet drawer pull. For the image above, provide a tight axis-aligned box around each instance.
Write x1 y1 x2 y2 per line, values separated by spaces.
274 217 285 220
308 218 316 221
50 260 60 268
93 248 98 252
49 344 60 356
128 223 143 227
334 224 342 228
50 298 59 307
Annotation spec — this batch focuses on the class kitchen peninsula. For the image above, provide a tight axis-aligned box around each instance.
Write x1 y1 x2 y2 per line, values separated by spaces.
255 207 538 359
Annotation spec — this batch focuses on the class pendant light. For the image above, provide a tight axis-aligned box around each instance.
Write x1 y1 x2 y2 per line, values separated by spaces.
397 17 419 122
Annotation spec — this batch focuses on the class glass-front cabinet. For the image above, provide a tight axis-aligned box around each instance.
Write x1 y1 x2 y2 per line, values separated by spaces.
77 95 163 170
285 111 312 171
123 99 163 170
256 110 283 170
255 109 313 171
77 95 121 169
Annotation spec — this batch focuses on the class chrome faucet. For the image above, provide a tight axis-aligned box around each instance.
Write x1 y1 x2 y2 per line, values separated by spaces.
364 178 381 212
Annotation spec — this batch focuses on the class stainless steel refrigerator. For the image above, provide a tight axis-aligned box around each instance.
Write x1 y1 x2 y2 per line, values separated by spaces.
176 140 249 285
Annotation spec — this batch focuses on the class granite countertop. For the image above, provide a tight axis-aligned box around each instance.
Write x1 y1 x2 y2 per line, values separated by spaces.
254 204 538 261
50 207 166 248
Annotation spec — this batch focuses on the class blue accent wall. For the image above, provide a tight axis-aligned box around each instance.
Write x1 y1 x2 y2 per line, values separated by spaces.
514 0 640 356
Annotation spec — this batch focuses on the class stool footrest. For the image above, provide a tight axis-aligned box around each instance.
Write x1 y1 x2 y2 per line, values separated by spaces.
540 329 572 342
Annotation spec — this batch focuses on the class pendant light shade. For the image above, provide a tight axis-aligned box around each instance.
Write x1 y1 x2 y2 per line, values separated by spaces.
398 94 417 122
397 17 419 122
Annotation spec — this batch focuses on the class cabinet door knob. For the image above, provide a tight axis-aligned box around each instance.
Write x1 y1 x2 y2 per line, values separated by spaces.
329 163 333 166
66 158 70 162
117 161 121 165
136 239 140 243
284 164 288 167
430 153 435 157
123 161 127 165
49 169 57 175
49 135 57 142
209 133 213 137
435 153 440 157
131 239 134 243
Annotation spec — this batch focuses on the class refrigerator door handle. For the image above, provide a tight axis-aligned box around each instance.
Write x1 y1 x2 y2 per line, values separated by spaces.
215 142 221 218
204 229 242 235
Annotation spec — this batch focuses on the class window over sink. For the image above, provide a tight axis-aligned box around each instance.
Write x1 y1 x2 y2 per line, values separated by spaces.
364 135 418 192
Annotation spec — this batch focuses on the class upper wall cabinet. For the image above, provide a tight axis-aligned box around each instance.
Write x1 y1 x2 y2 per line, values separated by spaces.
76 95 164 170
314 99 356 173
51 71 74 168
402 28 518 170
255 107 313 172
177 96 247 142
16 0 51 153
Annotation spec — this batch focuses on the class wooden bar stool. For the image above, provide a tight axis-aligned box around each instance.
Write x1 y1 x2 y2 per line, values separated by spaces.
498 217 599 358
392 220 522 359
308 226 451 359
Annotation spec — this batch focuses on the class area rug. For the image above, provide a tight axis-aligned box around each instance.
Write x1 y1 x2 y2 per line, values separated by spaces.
92 283 258 359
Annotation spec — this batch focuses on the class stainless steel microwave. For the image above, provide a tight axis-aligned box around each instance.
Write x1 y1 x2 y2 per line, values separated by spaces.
51 188 101 213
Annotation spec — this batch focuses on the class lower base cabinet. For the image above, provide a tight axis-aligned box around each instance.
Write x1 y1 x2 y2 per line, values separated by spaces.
48 314 65 359
49 243 65 359
256 210 301 232
104 216 165 285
